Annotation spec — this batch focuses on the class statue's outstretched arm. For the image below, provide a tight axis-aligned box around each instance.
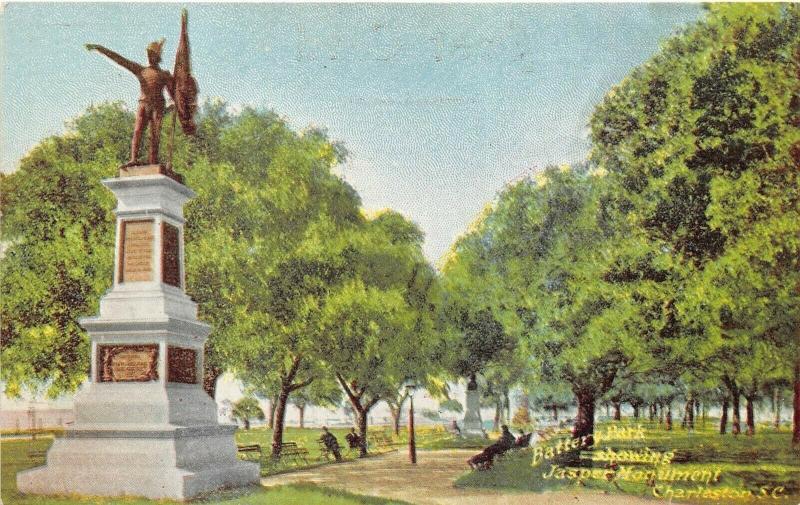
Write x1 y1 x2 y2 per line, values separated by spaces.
86 44 143 75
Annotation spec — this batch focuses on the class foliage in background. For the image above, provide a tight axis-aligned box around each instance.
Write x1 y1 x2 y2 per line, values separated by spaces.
231 396 265 430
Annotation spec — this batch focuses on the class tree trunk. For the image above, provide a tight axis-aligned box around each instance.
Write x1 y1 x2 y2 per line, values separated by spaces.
244 418 250 430
493 401 501 431
505 389 511 424
793 360 800 445
605 403 610 418
774 388 781 430
573 391 595 445
613 401 621 421
357 409 369 458
649 404 656 422
520 394 531 425
745 395 755 436
702 401 707 427
267 397 277 430
633 404 640 419
390 406 401 436
298 404 305 429
658 403 664 425
681 397 689 429
552 405 559 421
203 362 222 399
665 403 672 431
686 398 694 431
720 397 729 435
732 391 741 435
271 387 290 458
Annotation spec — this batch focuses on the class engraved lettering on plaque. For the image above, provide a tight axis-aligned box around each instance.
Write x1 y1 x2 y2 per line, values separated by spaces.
97 345 159 382
162 222 181 287
167 346 197 384
120 220 154 282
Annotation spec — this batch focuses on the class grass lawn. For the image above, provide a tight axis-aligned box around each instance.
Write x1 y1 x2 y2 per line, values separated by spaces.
392 425 487 451
456 419 800 504
1 435 409 505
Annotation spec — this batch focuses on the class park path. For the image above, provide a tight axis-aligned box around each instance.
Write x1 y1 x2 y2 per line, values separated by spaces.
260 449 656 505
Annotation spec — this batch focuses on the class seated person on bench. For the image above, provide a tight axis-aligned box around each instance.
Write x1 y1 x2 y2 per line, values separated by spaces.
320 426 342 462
499 425 515 449
467 425 515 470
345 427 361 450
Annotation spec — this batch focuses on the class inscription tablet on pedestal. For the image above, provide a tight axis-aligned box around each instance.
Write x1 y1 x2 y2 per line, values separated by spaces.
120 220 154 282
97 345 159 382
162 223 181 287
167 346 197 384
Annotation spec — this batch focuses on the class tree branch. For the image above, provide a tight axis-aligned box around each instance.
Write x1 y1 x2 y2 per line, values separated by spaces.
336 373 361 410
282 354 302 388
289 376 314 393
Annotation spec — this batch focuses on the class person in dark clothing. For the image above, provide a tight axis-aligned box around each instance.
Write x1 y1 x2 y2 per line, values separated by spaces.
320 426 342 461
345 427 361 450
499 425 515 449
467 425 517 470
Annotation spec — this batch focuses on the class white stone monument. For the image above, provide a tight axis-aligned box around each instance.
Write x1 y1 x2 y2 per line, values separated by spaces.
18 166 259 500
462 375 483 435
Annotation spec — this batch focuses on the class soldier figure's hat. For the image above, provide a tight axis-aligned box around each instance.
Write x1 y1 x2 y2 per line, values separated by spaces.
146 38 165 57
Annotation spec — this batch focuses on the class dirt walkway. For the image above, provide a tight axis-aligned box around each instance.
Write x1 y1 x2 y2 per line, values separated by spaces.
260 449 657 505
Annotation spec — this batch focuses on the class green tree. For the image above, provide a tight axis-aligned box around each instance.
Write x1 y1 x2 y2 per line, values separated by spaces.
317 212 438 457
231 396 265 430
529 382 574 422
199 115 362 458
490 167 654 442
438 206 522 427
590 3 800 444
290 378 342 429
1 104 129 397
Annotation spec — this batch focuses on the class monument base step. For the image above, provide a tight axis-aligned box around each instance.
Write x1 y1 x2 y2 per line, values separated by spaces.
17 460 258 500
16 427 259 500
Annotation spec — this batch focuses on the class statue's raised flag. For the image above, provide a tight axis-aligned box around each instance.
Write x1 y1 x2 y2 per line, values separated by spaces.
173 9 198 136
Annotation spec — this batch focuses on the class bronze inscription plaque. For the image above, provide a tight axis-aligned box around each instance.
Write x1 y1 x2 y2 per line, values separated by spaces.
97 344 159 382
162 222 181 287
167 346 197 384
120 220 154 282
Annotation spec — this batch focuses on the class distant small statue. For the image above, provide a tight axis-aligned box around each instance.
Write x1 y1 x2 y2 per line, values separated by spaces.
86 10 197 169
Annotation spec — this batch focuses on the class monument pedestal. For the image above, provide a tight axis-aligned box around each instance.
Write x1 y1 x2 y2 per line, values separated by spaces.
17 171 259 500
463 376 483 435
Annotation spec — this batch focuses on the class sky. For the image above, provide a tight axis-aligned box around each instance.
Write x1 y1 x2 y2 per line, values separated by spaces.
1 3 703 263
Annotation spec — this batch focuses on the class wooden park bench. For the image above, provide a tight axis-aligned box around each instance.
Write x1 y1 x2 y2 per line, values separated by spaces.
277 441 309 465
368 432 401 453
236 443 262 462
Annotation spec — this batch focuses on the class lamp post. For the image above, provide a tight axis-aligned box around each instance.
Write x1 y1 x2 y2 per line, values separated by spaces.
405 381 418 464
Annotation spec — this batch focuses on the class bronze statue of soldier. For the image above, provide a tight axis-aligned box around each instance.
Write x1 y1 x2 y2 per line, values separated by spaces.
86 39 175 167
